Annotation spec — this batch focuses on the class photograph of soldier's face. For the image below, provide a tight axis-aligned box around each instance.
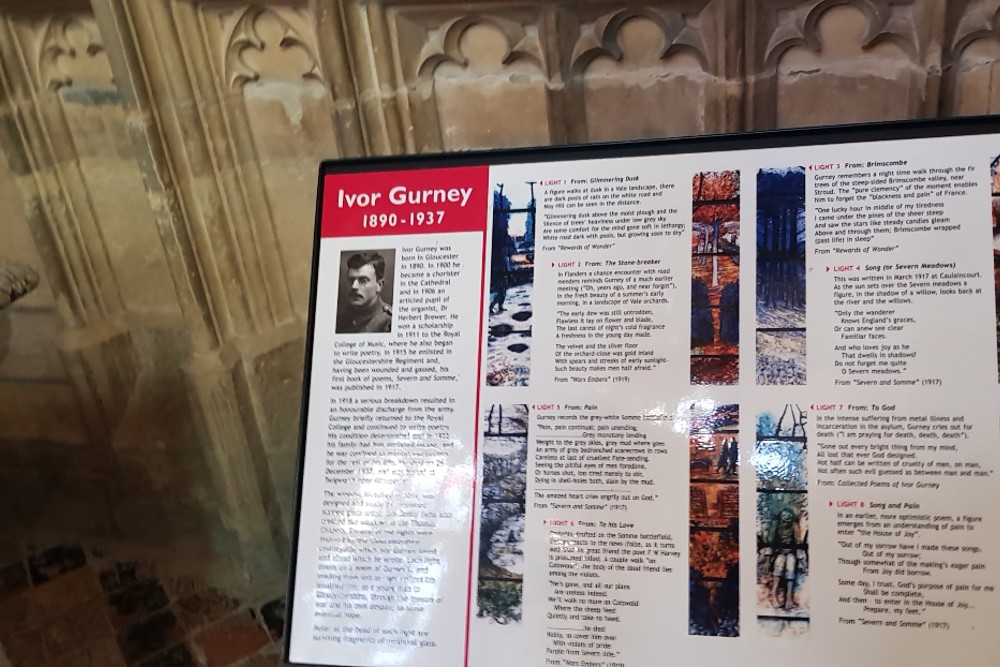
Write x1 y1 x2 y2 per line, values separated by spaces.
335 249 394 334
346 262 382 310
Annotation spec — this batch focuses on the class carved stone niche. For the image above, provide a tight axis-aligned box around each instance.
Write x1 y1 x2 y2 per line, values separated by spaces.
0 2 183 449
385 3 553 151
564 1 738 142
6 10 177 317
747 0 944 129
0 140 90 468
192 2 348 540
201 2 338 318
945 0 1000 115
1 2 295 567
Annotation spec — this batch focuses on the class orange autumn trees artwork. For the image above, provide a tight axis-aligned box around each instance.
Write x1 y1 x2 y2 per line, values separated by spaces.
688 403 740 637
691 171 741 385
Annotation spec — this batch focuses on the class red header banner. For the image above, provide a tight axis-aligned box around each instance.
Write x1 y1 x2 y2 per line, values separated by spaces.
321 166 490 238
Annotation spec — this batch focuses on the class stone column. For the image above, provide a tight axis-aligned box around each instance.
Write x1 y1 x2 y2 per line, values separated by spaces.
87 0 374 579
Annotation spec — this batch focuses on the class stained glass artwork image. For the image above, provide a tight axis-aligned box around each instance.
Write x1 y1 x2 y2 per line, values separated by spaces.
477 404 529 624
757 167 806 385
991 155 1000 381
691 171 740 385
755 405 809 636
689 403 739 637
486 184 536 387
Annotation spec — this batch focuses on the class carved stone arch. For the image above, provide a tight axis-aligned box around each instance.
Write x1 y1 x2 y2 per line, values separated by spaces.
945 3 1000 60
415 14 544 80
763 0 919 73
209 1 341 320
569 6 710 77
225 4 323 89
561 2 732 142
36 13 113 91
943 0 1000 115
949 1 1000 60
747 0 931 129
389 9 552 151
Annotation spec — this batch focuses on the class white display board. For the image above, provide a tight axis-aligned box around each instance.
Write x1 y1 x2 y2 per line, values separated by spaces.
285 119 1000 667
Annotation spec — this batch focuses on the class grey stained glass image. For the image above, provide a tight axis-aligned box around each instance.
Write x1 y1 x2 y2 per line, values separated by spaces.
477 404 528 624
755 405 809 636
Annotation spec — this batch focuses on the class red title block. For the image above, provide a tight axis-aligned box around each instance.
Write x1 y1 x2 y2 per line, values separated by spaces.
321 165 489 238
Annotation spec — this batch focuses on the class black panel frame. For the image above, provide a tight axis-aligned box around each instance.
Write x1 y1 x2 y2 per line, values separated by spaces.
284 115 1000 667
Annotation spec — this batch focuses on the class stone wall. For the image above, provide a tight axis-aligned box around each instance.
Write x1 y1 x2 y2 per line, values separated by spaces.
0 0 998 665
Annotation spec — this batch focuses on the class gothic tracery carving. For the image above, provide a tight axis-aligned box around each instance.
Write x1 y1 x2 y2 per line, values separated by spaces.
569 7 711 76
37 14 113 91
224 5 322 89
950 0 1000 61
416 14 544 79
761 0 920 72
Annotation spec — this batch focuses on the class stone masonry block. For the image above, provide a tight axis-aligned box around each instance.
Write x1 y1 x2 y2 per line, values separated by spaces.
16 569 101 633
0 627 47 667
27 544 87 585
173 587 241 635
117 609 183 665
98 561 157 595
192 610 271 667
0 563 28 598
39 596 114 658
136 643 198 667
233 643 283 667
51 636 127 667
107 579 171 629
258 597 285 640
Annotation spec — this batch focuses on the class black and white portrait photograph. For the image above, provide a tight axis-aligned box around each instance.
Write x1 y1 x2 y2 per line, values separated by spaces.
335 249 395 334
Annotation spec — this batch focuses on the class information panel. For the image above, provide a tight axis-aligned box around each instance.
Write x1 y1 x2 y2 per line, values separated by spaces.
286 118 1000 667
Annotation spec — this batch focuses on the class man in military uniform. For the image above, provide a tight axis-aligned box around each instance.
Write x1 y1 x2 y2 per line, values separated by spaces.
336 251 392 333
765 507 806 610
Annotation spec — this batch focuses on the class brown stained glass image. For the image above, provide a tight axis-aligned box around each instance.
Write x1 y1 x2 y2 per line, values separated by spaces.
690 483 739 530
688 403 739 637
691 171 740 385
992 156 1000 381
690 432 739 482
690 530 740 580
